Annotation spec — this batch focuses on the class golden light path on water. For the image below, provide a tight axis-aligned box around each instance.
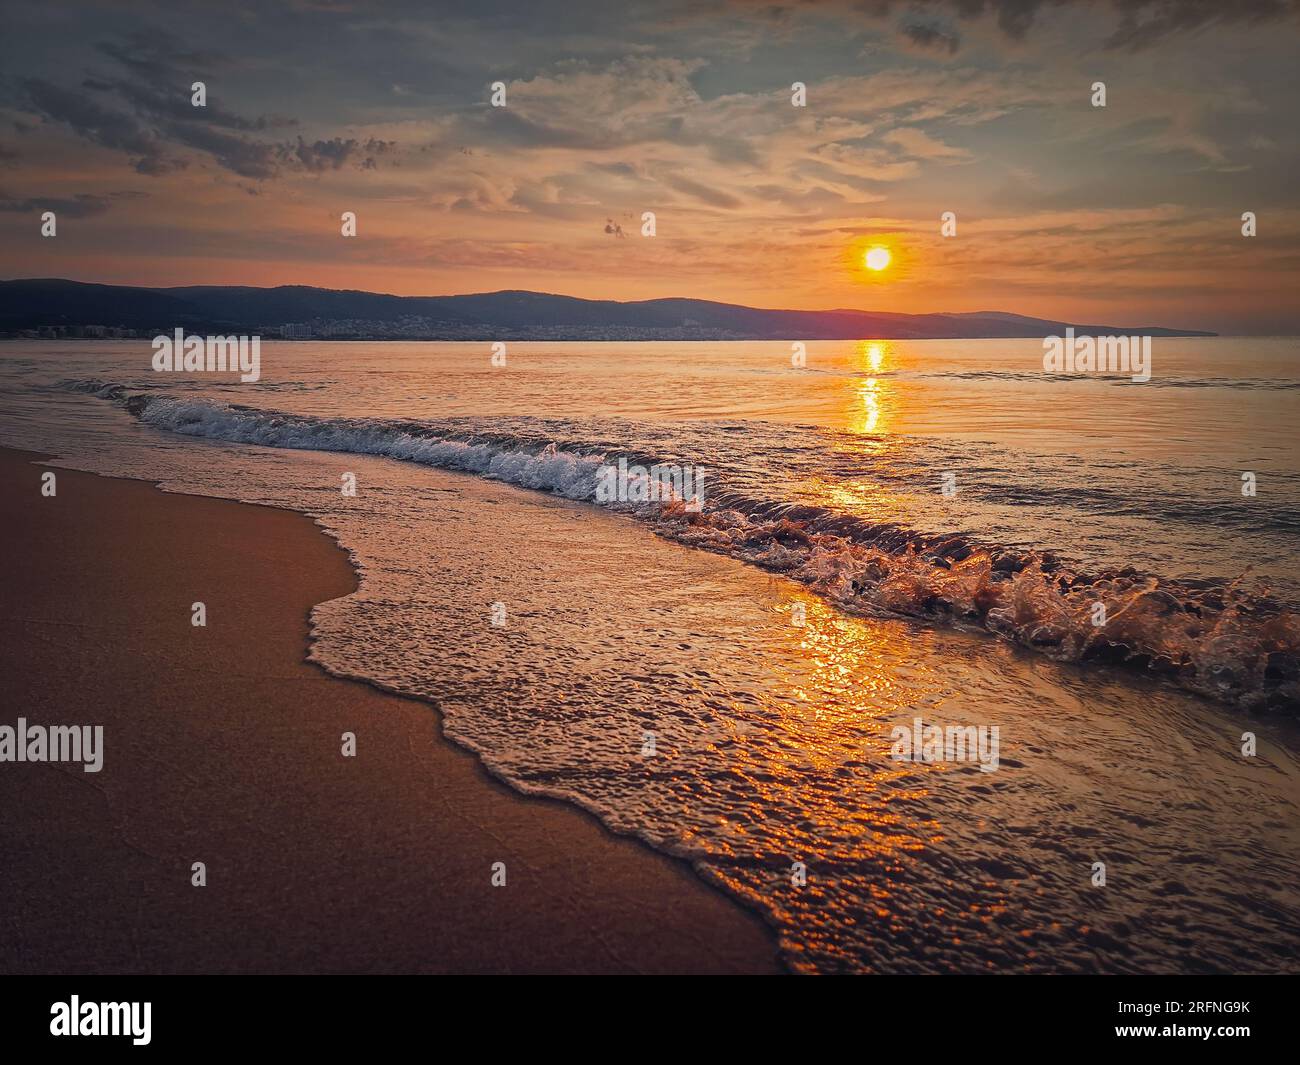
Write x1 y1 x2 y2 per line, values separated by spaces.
690 590 1033 972
851 341 893 436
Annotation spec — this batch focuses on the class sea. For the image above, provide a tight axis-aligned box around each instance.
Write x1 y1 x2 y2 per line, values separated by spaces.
2 335 1298 973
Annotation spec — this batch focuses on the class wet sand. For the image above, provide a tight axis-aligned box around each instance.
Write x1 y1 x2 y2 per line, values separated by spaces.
0 447 781 974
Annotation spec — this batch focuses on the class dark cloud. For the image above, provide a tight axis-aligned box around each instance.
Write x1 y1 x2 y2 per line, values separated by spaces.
659 171 744 209
1101 0 1298 50
283 136 396 173
14 28 386 181
706 136 763 167
462 107 626 151
849 0 1299 51
91 75 292 134
19 77 182 175
0 190 144 217
455 99 709 156
84 30 296 133
589 162 639 178
898 17 961 53
94 30 225 85
164 121 278 179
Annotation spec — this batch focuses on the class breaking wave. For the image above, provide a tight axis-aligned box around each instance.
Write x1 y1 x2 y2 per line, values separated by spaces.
61 379 1300 712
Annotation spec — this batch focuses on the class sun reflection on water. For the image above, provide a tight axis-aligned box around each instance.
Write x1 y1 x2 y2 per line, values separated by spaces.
759 592 949 855
851 341 896 435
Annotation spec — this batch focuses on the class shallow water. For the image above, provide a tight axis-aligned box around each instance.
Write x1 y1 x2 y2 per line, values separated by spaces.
2 338 1298 972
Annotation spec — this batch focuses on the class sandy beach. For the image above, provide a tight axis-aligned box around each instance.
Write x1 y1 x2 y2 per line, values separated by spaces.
0 447 781 974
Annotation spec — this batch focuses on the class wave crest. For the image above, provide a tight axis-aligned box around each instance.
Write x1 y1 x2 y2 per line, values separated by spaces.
65 381 1300 711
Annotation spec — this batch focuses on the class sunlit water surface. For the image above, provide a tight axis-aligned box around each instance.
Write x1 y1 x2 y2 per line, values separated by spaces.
2 338 1298 972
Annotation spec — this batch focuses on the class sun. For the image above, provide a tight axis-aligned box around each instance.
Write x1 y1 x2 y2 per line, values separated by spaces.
845 236 901 284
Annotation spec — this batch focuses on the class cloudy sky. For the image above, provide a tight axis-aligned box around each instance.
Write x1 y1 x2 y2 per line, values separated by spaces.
1 0 1297 332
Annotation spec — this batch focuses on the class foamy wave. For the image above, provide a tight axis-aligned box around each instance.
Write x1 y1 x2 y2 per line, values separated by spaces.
66 382 1300 712
98 386 608 501
657 502 1298 711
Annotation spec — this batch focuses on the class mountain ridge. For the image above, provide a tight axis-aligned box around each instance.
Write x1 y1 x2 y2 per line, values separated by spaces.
0 278 1217 340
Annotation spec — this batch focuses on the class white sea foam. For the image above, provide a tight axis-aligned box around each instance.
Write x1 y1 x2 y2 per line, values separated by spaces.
134 394 607 501
60 381 1300 712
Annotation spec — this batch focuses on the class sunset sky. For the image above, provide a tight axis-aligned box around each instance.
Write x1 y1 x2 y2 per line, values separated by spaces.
2 0 1297 333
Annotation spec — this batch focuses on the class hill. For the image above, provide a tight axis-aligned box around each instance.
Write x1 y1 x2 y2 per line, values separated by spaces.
0 279 1217 340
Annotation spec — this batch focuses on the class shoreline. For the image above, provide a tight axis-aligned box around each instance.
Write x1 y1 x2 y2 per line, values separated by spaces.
0 446 782 974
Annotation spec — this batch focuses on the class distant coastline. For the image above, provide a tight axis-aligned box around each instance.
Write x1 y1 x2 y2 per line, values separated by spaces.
0 278 1217 342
